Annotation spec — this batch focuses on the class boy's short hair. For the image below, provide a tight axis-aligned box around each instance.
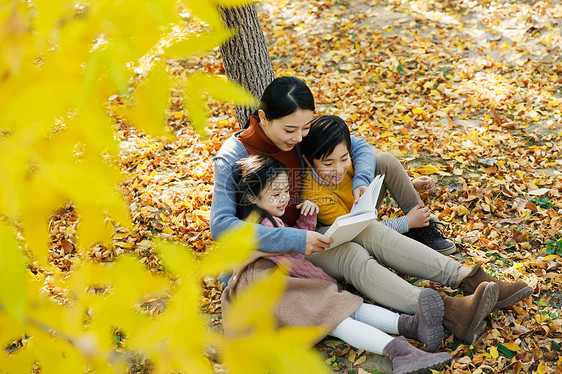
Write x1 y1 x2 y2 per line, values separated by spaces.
300 115 351 161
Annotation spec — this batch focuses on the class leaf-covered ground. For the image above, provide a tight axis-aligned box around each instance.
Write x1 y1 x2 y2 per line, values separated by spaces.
45 0 561 373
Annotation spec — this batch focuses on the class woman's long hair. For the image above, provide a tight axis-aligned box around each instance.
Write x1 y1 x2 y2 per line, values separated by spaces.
243 77 315 129
235 155 289 227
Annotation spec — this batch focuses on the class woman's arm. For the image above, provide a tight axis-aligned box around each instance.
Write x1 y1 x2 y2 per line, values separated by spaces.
210 154 307 254
349 135 376 191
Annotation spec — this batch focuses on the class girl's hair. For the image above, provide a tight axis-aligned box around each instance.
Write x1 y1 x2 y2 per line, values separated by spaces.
244 77 315 128
235 155 289 227
300 115 351 161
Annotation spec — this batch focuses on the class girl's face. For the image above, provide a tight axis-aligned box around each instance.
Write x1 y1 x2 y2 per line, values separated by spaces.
310 142 351 187
259 109 314 151
254 173 290 217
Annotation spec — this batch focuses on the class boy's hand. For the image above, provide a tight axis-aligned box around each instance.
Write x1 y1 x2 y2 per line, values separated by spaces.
412 176 436 194
305 231 333 255
352 185 368 204
406 201 431 229
297 200 319 216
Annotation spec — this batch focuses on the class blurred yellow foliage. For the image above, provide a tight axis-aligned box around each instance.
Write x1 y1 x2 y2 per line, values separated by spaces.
0 0 321 373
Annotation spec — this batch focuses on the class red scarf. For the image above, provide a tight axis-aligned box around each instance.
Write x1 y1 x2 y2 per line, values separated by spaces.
238 115 303 226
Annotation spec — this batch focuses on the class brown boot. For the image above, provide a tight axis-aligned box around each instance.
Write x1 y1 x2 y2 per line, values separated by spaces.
398 288 444 352
440 282 499 345
383 336 452 374
458 263 533 310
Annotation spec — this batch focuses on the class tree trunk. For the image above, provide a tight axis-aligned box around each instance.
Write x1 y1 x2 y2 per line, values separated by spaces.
219 4 274 128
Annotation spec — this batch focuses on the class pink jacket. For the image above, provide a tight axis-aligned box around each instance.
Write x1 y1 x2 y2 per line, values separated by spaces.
261 214 337 284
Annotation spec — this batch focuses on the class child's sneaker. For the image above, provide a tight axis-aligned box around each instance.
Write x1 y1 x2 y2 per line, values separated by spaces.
405 220 456 255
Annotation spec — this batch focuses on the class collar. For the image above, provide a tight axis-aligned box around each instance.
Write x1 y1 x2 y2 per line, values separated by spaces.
309 167 331 186
237 115 282 153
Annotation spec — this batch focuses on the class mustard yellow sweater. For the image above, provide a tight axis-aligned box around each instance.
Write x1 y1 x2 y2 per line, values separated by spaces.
301 167 410 232
301 167 356 226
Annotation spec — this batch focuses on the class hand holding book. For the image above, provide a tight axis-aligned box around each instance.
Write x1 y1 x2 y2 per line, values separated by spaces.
324 175 385 249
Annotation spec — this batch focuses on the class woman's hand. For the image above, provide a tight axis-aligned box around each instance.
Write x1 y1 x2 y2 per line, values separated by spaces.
406 201 431 229
305 231 333 255
352 185 368 204
412 176 436 194
297 200 319 216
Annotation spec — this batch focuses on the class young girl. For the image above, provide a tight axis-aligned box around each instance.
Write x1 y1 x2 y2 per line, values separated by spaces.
220 155 452 374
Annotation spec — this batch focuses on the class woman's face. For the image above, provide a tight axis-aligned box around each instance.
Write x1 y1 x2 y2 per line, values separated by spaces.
259 109 314 151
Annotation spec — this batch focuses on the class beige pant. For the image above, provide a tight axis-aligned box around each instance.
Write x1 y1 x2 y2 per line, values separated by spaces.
306 152 459 314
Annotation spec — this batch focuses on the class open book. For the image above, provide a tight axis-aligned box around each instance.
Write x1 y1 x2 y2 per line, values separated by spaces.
324 174 385 249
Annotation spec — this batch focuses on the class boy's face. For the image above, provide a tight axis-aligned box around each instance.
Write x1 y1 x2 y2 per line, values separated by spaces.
310 142 351 187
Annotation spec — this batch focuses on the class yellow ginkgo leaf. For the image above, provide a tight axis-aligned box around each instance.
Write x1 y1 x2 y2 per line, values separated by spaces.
214 0 258 6
164 28 236 59
490 345 499 359
108 256 169 307
19 182 66 264
27 328 86 374
0 3 31 74
153 238 197 279
187 73 259 107
269 328 331 373
198 223 256 276
183 85 209 135
542 254 557 261
537 361 545 374
0 338 35 374
223 327 330 374
0 312 25 349
0 223 27 325
119 63 175 138
414 165 441 175
83 42 134 98
224 266 286 334
71 100 120 156
183 0 225 29
182 73 258 135
501 342 520 351
353 354 367 366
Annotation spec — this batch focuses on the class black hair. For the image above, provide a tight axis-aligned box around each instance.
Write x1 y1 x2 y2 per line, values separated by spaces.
300 115 351 162
243 77 315 128
235 155 289 227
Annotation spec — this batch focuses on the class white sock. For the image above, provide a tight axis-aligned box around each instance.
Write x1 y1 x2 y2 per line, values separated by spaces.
352 303 400 334
329 317 394 355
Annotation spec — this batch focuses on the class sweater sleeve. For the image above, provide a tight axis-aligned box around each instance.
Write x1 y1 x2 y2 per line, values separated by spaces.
350 135 376 191
294 212 318 231
381 216 409 234
209 140 307 254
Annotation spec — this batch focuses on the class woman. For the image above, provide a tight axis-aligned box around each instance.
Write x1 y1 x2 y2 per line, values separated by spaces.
210 77 532 345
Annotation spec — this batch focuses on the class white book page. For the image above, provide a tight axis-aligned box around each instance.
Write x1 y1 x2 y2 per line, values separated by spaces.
351 174 385 214
324 210 377 249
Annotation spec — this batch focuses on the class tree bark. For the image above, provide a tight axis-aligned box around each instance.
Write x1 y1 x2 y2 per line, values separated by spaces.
219 4 274 128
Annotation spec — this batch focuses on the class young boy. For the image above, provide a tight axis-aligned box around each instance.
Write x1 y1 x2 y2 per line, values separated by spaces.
300 114 455 253
299 115 532 345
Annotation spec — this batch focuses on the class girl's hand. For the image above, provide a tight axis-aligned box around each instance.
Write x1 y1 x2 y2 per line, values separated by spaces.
412 176 436 194
305 231 333 255
352 185 368 204
297 200 319 216
406 201 431 229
